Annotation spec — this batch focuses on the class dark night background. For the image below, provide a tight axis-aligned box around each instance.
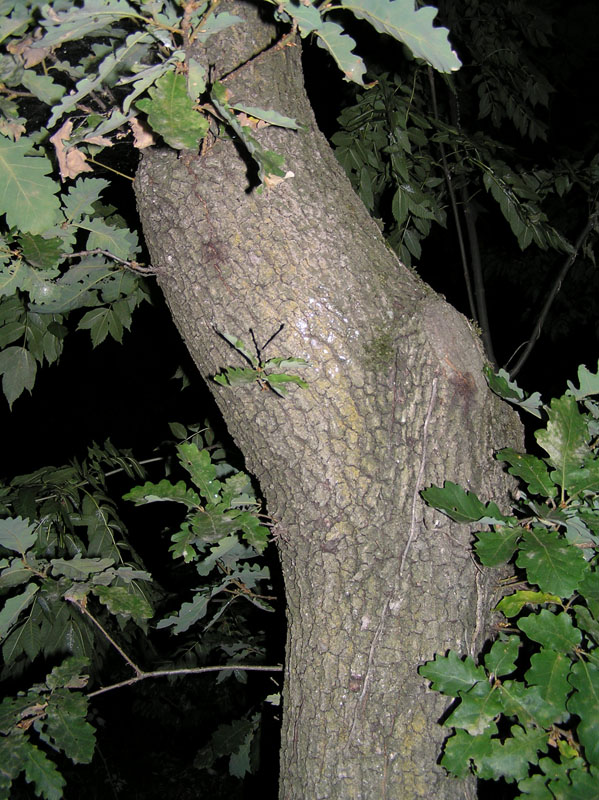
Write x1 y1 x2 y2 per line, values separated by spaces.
3 1 599 797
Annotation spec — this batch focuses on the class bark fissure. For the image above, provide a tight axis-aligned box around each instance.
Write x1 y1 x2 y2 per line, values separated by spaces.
400 375 438 577
134 2 523 797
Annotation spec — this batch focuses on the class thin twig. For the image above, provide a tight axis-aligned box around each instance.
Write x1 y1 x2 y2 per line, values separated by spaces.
63 247 157 274
70 599 142 675
85 157 135 181
88 664 284 699
70 588 283 701
220 21 298 85
507 205 598 377
427 68 477 326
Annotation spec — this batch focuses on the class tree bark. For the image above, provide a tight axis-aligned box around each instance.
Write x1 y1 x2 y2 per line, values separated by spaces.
134 3 522 796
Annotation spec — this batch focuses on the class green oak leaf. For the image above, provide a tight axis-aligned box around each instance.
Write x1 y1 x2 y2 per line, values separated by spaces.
496 448 557 498
477 724 548 782
196 11 243 42
50 556 114 580
421 480 511 524
315 21 366 85
568 361 599 400
484 366 543 417
473 526 522 566
23 743 66 800
0 345 36 406
178 443 223 505
36 0 140 46
516 528 588 595
496 590 561 618
419 650 486 697
18 234 64 269
214 366 261 387
0 516 37 554
157 589 211 633
92 585 153 619
136 71 209 150
445 680 503 735
517 610 582 653
441 727 495 779
0 583 38 640
567 661 599 768
524 649 571 723
123 478 202 509
483 636 519 677
231 105 303 130
535 395 589 493
0 136 61 235
43 689 95 763
340 0 461 73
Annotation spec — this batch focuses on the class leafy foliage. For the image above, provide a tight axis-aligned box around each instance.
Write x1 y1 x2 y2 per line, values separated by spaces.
420 364 599 794
124 435 272 631
0 656 93 800
333 72 572 271
212 329 309 397
0 0 458 408
0 424 276 797
0 0 596 796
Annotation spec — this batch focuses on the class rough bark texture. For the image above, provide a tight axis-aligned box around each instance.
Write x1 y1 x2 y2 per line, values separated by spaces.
134 3 522 797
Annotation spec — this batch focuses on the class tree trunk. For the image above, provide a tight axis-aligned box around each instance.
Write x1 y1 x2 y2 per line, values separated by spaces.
134 3 522 796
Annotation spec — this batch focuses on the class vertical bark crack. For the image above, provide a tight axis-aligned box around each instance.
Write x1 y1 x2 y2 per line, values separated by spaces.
400 376 439 576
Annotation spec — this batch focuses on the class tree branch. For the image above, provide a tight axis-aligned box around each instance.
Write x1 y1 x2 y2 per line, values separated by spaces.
427 69 478 327
507 205 598 378
88 663 284 699
63 247 158 274
69 597 282 700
